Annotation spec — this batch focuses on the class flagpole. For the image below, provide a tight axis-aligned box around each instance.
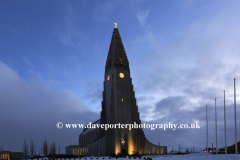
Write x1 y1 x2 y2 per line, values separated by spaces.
215 98 218 154
234 78 238 155
206 105 208 154
224 90 227 154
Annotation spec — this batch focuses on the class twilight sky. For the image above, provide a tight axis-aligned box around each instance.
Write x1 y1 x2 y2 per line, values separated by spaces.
1 0 240 154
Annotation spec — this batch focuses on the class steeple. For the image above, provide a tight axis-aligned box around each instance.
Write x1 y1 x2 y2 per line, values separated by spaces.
99 25 150 156
77 25 168 156
105 27 129 72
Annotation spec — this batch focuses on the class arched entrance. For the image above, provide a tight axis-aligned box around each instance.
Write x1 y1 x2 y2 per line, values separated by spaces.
121 131 127 156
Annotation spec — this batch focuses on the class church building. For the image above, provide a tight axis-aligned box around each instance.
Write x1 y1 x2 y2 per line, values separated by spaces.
66 25 167 156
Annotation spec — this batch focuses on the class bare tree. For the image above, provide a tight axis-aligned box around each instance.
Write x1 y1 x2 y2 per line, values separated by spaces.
53 142 56 155
50 143 53 155
52 142 56 155
30 140 35 156
50 142 56 155
23 139 28 156
42 140 48 156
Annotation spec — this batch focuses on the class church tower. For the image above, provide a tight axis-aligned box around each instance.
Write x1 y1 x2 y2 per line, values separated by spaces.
100 25 145 155
76 25 167 156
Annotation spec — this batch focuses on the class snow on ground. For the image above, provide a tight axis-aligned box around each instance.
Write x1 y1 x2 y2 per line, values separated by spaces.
150 153 240 160
33 153 240 160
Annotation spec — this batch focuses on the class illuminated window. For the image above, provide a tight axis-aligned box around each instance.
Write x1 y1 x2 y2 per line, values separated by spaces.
107 75 110 80
121 132 125 145
116 59 118 65
125 62 127 67
121 138 125 145
122 99 123 101
120 57 122 65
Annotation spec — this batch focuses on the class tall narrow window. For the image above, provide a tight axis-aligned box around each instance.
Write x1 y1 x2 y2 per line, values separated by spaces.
116 59 118 65
125 62 127 67
120 57 122 65
121 132 125 146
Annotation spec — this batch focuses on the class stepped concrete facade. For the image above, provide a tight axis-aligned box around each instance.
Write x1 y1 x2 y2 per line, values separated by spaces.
66 27 167 156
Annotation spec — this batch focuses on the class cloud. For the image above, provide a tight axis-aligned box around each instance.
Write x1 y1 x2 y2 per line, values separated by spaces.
133 31 155 46
142 95 240 149
130 3 240 149
137 9 149 27
54 2 89 48
92 1 118 21
180 0 195 10
153 96 204 123
57 17 88 48
0 60 98 152
23 57 33 68
132 0 240 100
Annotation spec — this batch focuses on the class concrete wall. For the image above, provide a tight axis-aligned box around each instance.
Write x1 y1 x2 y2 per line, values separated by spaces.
68 136 106 156
0 151 24 160
145 139 167 155
67 137 167 156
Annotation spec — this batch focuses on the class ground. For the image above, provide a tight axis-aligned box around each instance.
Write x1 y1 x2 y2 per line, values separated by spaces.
33 153 240 160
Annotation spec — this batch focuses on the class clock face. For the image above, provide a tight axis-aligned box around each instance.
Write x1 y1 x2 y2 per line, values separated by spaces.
119 73 124 78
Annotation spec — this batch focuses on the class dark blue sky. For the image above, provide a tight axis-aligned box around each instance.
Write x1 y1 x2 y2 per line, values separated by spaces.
0 0 240 153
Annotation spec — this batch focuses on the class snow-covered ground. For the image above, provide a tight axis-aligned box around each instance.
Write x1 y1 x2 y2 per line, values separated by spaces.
34 153 240 160
148 153 240 160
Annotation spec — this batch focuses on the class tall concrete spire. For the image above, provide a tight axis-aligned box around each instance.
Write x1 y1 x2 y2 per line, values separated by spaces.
105 27 129 73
